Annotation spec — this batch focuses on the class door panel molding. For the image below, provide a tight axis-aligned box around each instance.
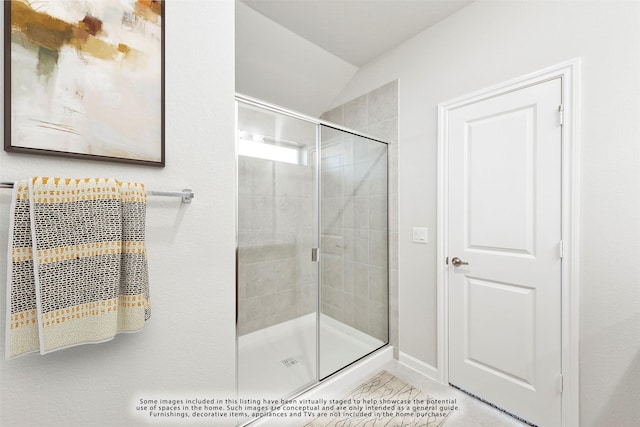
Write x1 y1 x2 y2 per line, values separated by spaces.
436 59 581 426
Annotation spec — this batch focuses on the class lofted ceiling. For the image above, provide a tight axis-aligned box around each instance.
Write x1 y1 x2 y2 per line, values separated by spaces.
236 0 475 116
240 0 474 67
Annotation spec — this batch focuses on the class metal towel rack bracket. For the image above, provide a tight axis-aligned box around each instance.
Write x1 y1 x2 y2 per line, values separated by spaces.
1 181 195 204
147 189 194 203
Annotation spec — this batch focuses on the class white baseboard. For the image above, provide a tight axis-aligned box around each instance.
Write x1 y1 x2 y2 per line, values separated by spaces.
398 351 441 383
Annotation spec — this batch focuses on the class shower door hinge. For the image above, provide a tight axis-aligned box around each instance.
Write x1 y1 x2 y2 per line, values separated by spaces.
558 104 564 126
311 248 318 262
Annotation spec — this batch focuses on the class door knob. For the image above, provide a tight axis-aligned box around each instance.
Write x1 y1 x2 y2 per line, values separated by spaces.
451 257 469 267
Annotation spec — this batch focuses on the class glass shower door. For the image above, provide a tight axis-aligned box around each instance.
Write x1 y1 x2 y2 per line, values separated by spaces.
319 125 389 379
236 97 390 405
236 101 318 400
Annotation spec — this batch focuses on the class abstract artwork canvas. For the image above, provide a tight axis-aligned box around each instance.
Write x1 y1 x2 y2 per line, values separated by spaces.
5 0 164 166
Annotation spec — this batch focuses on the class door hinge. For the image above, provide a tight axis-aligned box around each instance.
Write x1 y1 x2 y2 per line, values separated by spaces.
311 248 318 262
559 240 564 259
558 104 564 126
558 374 564 393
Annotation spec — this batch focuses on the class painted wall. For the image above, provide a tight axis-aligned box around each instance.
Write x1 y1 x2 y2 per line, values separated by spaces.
236 1 358 117
0 1 237 425
330 1 640 426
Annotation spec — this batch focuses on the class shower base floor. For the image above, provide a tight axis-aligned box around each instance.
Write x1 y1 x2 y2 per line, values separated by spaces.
238 313 384 400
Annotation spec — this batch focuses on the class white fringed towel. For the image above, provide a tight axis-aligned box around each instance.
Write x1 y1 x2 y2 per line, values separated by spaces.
6 177 150 358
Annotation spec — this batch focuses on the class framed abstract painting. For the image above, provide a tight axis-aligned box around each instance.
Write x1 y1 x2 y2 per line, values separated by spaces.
5 0 164 166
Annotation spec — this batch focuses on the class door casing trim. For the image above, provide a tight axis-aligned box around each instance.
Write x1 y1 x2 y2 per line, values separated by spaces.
436 59 581 427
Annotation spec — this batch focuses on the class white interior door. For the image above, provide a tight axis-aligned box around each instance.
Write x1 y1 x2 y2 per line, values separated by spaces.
447 78 563 426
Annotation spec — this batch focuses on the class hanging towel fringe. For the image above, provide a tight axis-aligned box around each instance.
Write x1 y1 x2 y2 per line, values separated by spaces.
6 177 150 358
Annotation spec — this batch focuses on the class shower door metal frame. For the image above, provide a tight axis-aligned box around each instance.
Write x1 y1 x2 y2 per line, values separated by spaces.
235 93 391 404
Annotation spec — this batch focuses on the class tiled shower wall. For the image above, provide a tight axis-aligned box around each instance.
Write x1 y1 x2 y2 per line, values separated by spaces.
237 157 317 335
321 80 399 356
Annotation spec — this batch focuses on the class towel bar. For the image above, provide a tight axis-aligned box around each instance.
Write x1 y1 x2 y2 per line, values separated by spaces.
0 181 194 203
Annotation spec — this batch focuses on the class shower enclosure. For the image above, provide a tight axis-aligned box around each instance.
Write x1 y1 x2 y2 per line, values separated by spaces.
236 95 389 405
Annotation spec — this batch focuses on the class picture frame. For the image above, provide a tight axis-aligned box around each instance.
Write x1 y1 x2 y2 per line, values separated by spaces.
4 0 165 167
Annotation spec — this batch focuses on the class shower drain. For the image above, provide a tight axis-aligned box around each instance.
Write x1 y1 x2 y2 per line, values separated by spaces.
281 357 299 368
